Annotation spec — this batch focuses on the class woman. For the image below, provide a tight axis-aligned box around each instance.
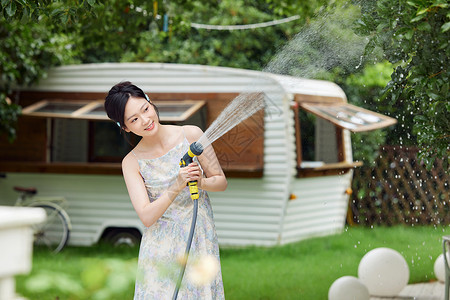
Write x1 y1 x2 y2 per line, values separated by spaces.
104 81 227 299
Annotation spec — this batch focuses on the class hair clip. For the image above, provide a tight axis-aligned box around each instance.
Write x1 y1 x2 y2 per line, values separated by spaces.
144 94 150 102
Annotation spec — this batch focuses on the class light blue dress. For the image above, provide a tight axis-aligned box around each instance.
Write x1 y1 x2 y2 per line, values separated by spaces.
133 136 225 299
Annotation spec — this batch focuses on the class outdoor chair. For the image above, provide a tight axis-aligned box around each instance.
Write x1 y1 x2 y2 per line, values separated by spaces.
444 235 450 300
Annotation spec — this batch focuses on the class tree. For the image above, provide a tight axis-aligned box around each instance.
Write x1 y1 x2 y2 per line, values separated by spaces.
117 0 328 69
1 0 331 142
356 0 449 169
0 0 95 141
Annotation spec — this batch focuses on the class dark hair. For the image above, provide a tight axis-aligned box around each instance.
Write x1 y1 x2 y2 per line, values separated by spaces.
104 81 159 128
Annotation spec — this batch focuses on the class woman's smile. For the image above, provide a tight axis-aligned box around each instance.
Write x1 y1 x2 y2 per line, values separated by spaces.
145 121 155 131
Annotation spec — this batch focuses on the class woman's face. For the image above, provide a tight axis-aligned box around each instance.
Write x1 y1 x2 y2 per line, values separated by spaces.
123 96 159 136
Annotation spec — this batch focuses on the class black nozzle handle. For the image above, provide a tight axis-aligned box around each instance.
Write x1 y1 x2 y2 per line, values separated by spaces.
180 142 204 167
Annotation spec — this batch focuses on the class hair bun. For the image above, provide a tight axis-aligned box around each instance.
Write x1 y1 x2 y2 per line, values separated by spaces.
108 81 133 96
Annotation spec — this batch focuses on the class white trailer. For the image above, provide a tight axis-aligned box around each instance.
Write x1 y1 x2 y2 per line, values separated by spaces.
0 63 395 247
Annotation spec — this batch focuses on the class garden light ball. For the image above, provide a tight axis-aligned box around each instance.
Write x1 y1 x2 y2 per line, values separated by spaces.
358 247 409 296
434 253 450 282
328 276 369 300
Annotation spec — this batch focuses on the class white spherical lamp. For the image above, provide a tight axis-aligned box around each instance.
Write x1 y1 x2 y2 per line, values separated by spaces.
328 276 370 300
358 247 409 296
434 253 450 282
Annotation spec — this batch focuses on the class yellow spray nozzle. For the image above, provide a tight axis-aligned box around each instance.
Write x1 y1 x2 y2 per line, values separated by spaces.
180 142 204 201
188 182 199 200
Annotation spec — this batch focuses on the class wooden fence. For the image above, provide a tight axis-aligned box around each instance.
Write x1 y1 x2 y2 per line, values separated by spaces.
349 145 449 226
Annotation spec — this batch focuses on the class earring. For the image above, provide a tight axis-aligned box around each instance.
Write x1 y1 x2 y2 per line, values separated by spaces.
116 122 121 128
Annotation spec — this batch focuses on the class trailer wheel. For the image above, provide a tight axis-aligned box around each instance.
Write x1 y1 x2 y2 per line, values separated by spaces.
103 228 141 247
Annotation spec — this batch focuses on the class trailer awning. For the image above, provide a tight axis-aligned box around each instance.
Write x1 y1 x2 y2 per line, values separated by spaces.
299 102 396 132
21 99 205 122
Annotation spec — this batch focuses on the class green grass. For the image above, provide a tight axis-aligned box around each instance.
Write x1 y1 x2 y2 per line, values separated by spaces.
220 225 448 299
16 225 448 300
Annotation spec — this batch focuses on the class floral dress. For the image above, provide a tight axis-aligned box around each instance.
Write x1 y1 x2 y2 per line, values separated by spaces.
133 136 225 300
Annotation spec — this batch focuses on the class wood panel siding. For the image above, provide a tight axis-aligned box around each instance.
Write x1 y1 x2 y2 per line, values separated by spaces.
3 91 264 176
0 116 47 162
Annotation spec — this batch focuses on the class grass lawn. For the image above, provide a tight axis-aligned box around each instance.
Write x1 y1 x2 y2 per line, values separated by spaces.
16 225 448 300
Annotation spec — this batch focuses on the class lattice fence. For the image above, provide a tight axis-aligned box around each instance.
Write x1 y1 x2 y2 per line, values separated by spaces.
350 145 449 226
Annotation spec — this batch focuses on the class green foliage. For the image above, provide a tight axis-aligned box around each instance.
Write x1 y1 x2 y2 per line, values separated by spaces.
0 5 81 142
0 95 21 142
120 0 322 69
73 1 159 63
0 18 79 90
22 258 137 299
346 61 392 87
16 245 138 300
357 0 450 169
2 0 329 67
0 0 96 25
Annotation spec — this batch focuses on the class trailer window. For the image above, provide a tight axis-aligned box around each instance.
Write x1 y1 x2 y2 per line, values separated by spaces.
292 100 396 177
22 99 206 122
21 99 206 164
89 121 139 163
49 118 135 163
299 102 396 132
295 107 343 168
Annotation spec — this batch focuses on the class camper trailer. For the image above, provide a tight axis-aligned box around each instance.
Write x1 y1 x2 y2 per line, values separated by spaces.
0 63 395 247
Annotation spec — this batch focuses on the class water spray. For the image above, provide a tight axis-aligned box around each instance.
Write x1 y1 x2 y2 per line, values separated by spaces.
172 92 266 299
172 3 372 297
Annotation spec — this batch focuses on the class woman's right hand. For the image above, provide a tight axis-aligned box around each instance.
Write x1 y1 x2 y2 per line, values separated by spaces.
176 162 202 191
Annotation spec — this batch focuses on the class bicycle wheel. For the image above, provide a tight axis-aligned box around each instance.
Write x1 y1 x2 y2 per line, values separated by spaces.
31 204 70 253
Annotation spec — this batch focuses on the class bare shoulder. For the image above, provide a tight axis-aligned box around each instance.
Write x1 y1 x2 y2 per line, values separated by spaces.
122 150 139 173
183 125 204 143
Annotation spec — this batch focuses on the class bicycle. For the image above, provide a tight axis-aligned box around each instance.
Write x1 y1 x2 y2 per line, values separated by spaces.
13 186 72 253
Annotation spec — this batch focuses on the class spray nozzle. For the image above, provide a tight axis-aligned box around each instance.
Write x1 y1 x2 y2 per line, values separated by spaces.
189 142 204 156
180 142 204 168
